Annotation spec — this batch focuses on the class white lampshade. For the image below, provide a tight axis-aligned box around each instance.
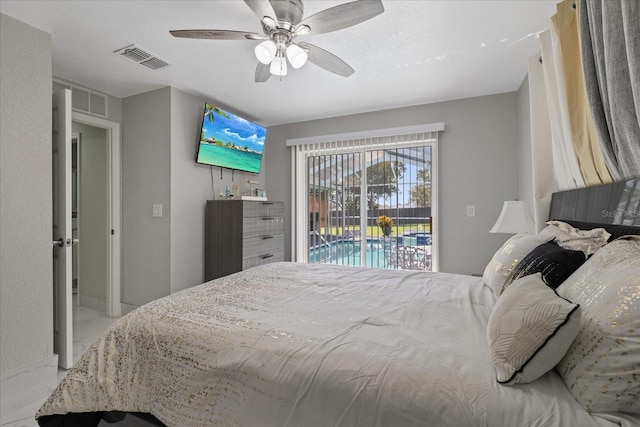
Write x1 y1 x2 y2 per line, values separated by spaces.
286 43 308 69
255 40 277 65
270 54 287 76
490 200 534 234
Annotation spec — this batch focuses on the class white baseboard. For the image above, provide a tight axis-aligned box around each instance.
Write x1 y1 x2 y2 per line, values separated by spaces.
0 354 58 425
120 302 140 315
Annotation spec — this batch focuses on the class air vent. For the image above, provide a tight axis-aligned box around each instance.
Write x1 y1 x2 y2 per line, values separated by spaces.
54 78 109 118
114 44 170 70
140 57 170 70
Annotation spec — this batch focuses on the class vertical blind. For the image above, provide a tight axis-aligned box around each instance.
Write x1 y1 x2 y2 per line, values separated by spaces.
290 128 441 271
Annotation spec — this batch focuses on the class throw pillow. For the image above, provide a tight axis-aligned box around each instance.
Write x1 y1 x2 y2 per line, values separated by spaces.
556 236 640 413
503 241 587 291
483 233 552 296
487 273 581 385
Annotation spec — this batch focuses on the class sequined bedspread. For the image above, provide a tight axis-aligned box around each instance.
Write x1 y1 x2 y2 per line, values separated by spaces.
37 262 620 426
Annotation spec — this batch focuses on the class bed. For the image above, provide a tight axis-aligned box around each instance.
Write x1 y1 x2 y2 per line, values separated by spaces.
36 179 640 427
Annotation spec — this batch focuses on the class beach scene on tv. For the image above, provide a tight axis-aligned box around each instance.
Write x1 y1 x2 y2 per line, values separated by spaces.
197 103 266 174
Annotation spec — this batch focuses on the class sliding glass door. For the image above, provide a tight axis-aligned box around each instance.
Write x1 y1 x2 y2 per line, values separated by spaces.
305 141 435 271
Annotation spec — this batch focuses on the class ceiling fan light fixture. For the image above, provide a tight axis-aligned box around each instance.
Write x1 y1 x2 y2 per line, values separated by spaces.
286 43 308 69
270 54 287 76
255 40 277 64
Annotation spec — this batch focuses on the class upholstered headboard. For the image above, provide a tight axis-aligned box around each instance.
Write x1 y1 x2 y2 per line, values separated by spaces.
548 178 640 240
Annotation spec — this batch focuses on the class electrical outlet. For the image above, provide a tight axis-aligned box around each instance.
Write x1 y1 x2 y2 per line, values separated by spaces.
466 205 475 217
152 204 163 218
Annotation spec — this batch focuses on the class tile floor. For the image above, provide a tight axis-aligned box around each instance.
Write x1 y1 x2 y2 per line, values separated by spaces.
2 302 119 427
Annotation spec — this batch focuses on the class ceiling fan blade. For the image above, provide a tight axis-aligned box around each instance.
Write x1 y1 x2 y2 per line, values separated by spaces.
255 62 272 83
299 43 354 77
295 0 384 35
170 29 263 41
244 0 277 29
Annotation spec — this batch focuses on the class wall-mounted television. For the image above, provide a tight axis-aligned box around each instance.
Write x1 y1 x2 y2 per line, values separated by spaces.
196 103 267 174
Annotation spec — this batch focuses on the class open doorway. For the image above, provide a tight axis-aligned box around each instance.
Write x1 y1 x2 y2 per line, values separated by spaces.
69 112 121 364
72 124 108 309
53 91 121 368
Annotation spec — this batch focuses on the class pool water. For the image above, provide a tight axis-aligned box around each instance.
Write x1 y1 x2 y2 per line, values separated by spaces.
309 239 393 268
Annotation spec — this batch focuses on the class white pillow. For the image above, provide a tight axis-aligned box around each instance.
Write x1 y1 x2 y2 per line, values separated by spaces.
483 233 551 295
556 236 640 413
487 273 581 385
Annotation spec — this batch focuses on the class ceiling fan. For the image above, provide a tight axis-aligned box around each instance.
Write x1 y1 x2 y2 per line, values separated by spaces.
170 0 384 82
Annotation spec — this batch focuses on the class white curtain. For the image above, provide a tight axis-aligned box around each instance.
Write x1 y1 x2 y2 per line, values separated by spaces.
539 27 586 190
527 55 557 232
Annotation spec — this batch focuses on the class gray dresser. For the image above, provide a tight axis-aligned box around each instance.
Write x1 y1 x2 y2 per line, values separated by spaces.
205 200 284 281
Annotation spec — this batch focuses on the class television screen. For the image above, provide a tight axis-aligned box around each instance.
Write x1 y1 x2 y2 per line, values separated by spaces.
196 103 267 174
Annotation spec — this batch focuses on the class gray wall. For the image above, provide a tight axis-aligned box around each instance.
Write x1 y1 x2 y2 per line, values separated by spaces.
0 13 53 373
122 87 266 301
73 122 108 302
169 88 212 293
265 92 520 275
122 88 172 306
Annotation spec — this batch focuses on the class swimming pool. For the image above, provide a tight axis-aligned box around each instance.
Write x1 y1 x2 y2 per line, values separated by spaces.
309 239 389 268
309 237 431 270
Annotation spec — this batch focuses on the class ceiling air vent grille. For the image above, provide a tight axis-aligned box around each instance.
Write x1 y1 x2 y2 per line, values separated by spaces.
114 44 170 70
140 57 170 70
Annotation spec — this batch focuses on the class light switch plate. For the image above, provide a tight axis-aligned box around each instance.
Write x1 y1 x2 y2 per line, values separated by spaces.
466 205 475 217
152 204 163 218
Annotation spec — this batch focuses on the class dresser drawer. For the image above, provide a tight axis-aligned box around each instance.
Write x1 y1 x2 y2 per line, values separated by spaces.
242 250 284 269
243 216 284 238
243 201 284 218
243 234 284 260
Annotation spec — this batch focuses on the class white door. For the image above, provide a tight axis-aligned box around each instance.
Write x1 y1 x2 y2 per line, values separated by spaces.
52 89 74 369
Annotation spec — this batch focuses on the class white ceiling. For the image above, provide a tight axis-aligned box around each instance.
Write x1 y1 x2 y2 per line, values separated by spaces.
0 0 557 126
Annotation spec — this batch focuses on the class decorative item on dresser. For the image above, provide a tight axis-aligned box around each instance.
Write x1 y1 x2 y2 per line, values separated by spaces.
205 200 284 280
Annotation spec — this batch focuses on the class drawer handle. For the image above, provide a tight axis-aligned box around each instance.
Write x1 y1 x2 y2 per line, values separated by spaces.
261 217 274 221
261 202 274 205
261 235 274 240
261 254 274 259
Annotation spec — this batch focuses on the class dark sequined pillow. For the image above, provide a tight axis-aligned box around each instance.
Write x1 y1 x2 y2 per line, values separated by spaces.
504 241 587 290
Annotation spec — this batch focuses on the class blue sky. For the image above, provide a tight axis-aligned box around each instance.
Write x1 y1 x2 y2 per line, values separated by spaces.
201 107 266 154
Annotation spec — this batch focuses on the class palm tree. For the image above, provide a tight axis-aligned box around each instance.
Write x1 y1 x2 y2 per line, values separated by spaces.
204 103 229 124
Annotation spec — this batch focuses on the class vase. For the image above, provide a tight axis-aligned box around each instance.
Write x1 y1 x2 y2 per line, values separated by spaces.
382 226 392 236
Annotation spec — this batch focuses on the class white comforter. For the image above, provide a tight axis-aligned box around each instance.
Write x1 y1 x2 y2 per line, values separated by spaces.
37 262 626 426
